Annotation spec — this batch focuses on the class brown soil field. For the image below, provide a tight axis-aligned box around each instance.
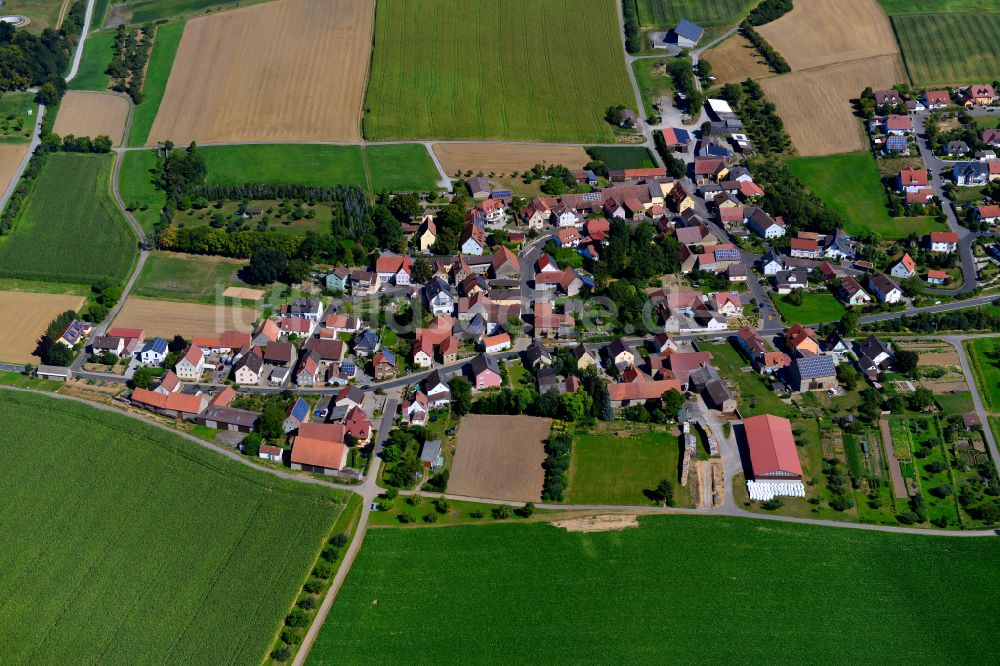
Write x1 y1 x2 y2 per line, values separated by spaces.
756 0 899 72
222 286 264 300
760 55 904 156
52 92 130 146
703 33 773 86
0 291 84 364
147 0 373 146
552 514 639 532
113 296 257 339
449 414 552 503
918 351 960 367
927 381 969 394
434 143 591 177
0 143 28 197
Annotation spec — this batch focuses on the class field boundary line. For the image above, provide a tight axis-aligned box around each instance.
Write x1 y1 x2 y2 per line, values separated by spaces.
357 0 377 142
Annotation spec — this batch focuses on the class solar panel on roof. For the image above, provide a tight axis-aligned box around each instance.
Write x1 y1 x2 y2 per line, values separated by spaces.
290 398 310 421
582 192 601 202
341 362 356 376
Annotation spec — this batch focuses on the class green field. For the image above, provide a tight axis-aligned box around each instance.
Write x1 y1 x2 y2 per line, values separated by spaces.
0 153 137 284
585 145 657 170
120 0 269 24
774 292 847 326
365 144 442 192
310 517 1000 664
891 13 1000 86
127 20 185 146
966 337 1000 412
0 390 346 664
785 152 942 240
565 425 688 506
879 0 1000 13
70 30 115 91
132 251 250 303
6 0 64 33
118 149 165 234
631 0 755 28
0 93 37 143
631 59 673 119
934 390 974 414
364 0 635 143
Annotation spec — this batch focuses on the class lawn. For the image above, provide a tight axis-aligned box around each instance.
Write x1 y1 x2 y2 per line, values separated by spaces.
891 13 1000 86
0 93 37 143
774 292 847 326
965 337 1000 412
364 0 635 143
70 30 115 91
631 0 755 28
584 145 657 170
118 149 165 235
0 390 346 664
699 341 794 418
565 424 689 506
784 152 941 240
631 58 672 119
365 144 442 192
934 390 974 414
309 516 1000 664
127 20 185 146
132 251 249 304
0 153 137 284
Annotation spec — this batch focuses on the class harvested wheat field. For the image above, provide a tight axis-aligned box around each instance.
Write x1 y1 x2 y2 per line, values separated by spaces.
761 55 904 155
146 0 372 146
449 414 551 503
0 143 28 195
703 33 773 86
52 92 130 146
756 0 899 71
113 297 257 340
222 286 264 300
434 144 591 177
0 291 84 364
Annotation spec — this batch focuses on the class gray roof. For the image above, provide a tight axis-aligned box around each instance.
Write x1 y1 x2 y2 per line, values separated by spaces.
202 406 259 428
235 351 264 375
420 439 442 464
704 379 734 407
794 354 836 380
675 18 704 42
857 335 892 362
470 353 500 377
37 364 70 376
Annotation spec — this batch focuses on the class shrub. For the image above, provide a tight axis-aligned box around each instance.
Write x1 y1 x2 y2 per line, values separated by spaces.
302 578 323 595
321 545 340 562
470 509 485 519
492 505 512 520
761 498 784 510
423 512 439 523
515 502 535 518
405 495 421 506
298 596 318 611
286 608 309 628
281 628 302 645
330 532 349 548
398 512 414 524
313 560 334 579
432 498 450 514
271 646 292 662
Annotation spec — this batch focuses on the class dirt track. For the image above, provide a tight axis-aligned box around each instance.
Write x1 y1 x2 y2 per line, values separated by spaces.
433 143 591 176
449 414 551 503
112 297 257 339
53 92 130 146
147 0 372 145
0 291 85 364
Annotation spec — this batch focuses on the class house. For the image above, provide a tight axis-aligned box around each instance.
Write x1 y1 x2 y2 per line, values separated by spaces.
883 136 910 154
106 327 144 358
468 353 502 390
520 202 550 229
953 161 989 186
523 340 552 368
490 246 520 278
922 90 951 108
713 291 743 318
773 269 808 294
283 397 311 433
174 346 205 381
946 140 970 157
482 332 511 353
890 253 917 279
375 254 414 285
130 387 206 420
252 319 281 347
419 439 444 471
759 251 785 276
466 176 492 199
790 355 837 392
263 341 296 367
552 227 582 248
905 187 935 206
417 216 437 253
785 323 820 357
403 392 429 426
897 168 929 193
460 223 487 255
473 198 507 226
607 378 682 410
372 350 396 379
280 297 323 322
661 127 691 149
295 351 321 386
874 89 901 106
258 444 284 463
353 329 381 356
607 339 635 368
789 236 821 259
551 205 582 228
349 270 381 295
91 335 124 357
650 332 678 354
926 269 948 285
673 18 704 48
977 205 1000 225
233 349 263 385
344 405 372 444
838 276 872 306
424 370 451 407
746 206 785 239
983 128 1000 148
855 335 894 378
154 370 181 395
56 319 89 347
964 84 996 106
694 157 728 184
532 301 574 338
822 332 851 361
280 317 316 339
290 423 348 475
138 337 168 367
885 114 913 135
319 314 361 339
37 365 72 382
198 406 259 434
336 386 365 412
413 326 459 367
928 231 959 253
424 276 456 316
574 344 597 370
869 273 903 303
742 414 804 500
823 229 853 260
534 267 583 297
325 266 350 292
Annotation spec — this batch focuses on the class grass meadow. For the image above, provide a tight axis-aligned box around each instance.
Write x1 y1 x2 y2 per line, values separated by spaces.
121 0 269 24
891 13 1000 86
118 149 165 235
584 146 657 170
366 144 442 192
70 30 115 91
966 337 1000 412
309 517 1000 664
132 251 248 304
0 390 346 664
630 0 755 28
364 0 635 143
0 93 36 143
879 0 1000 14
774 292 847 326
0 153 137 284
127 20 185 146
784 152 942 240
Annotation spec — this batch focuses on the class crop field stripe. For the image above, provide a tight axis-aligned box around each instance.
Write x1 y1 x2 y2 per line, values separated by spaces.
127 20 185 146
891 13 1000 86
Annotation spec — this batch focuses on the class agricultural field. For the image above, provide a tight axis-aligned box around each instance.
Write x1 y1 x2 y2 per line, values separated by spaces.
702 32 773 86
0 291 84 364
364 0 634 143
584 146 657 170
126 20 185 146
310 516 1000 664
112 0 269 24
69 29 115 91
434 143 591 179
631 0 755 29
891 13 1000 86
757 0 901 71
565 423 690 506
366 144 442 192
147 0 372 145
0 143 28 197
132 251 253 304
0 93 37 143
0 153 137 285
0 390 346 664
449 414 551 503
965 337 1000 412
760 55 905 156
112 296 257 339
173 199 331 237
202 144 368 188
880 0 1000 11
118 149 164 234
52 91 129 145
785 152 942 238
774 292 847 326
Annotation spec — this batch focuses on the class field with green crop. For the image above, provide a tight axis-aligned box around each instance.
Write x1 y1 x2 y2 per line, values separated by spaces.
365 0 634 143
0 390 346 664
365 144 442 192
127 20 185 146
70 30 115 91
966 337 1000 412
310 516 1000 664
785 152 942 239
0 153 136 284
879 0 1000 14
585 146 657 170
891 13 1000 86
774 293 847 326
118 149 165 235
565 424 688 506
120 0 269 24
631 0 755 28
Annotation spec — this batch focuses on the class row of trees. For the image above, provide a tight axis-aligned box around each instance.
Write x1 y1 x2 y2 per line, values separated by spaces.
666 58 704 115
864 302 1000 334
623 0 642 54
748 158 844 234
542 432 572 501
747 0 793 26
719 79 791 154
106 24 152 103
739 23 790 74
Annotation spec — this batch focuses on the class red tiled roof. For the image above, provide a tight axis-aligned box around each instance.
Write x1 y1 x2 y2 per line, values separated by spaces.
607 378 682 402
131 387 203 415
930 231 959 243
899 168 928 186
743 414 802 478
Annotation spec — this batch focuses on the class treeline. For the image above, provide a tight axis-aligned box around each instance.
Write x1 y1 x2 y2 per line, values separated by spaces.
623 0 641 54
667 58 704 114
863 303 1000 334
652 132 688 178
747 0 793 26
0 0 85 104
719 79 790 154
43 132 112 153
739 23 790 74
751 158 844 234
542 433 572 501
106 24 152 104
158 225 306 258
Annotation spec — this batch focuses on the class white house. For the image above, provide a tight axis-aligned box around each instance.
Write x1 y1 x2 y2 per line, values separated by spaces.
869 273 903 304
138 338 168 367
175 346 206 381
890 253 916 280
760 252 784 276
551 205 581 228
929 231 959 253
746 207 785 239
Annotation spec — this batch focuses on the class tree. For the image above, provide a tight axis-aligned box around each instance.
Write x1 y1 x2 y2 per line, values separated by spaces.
655 479 674 507
241 433 262 457
411 257 432 283
42 343 73 366
540 177 566 196
836 364 860 391
560 390 593 422
492 504 512 519
258 399 286 439
131 366 157 389
244 248 287 285
449 377 472 416
504 315 524 339
22 363 33 376
839 310 858 336
894 349 919 377
908 386 935 412
661 389 685 418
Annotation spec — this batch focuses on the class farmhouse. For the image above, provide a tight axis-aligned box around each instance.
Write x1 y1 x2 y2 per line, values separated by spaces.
977 205 1000 225
789 236 820 259
233 349 263 385
138 337 168 367
56 319 89 347
838 276 871 306
198 406 258 433
130 387 206 420
290 423 348 475
922 90 950 109
743 414 805 501
855 335 894 379
175 346 206 381
897 168 928 193
607 378 682 410
375 255 414 285
926 269 948 285
746 207 785 239
790 355 837 393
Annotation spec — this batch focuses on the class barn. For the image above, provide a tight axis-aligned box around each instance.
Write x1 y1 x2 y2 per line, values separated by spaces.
742 414 805 501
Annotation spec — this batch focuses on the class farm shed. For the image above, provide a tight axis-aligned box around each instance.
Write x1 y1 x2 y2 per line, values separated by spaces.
36 365 72 381
742 414 805 502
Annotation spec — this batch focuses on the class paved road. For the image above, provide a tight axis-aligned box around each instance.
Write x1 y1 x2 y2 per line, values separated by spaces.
613 0 662 167
947 336 1000 473
65 0 96 82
